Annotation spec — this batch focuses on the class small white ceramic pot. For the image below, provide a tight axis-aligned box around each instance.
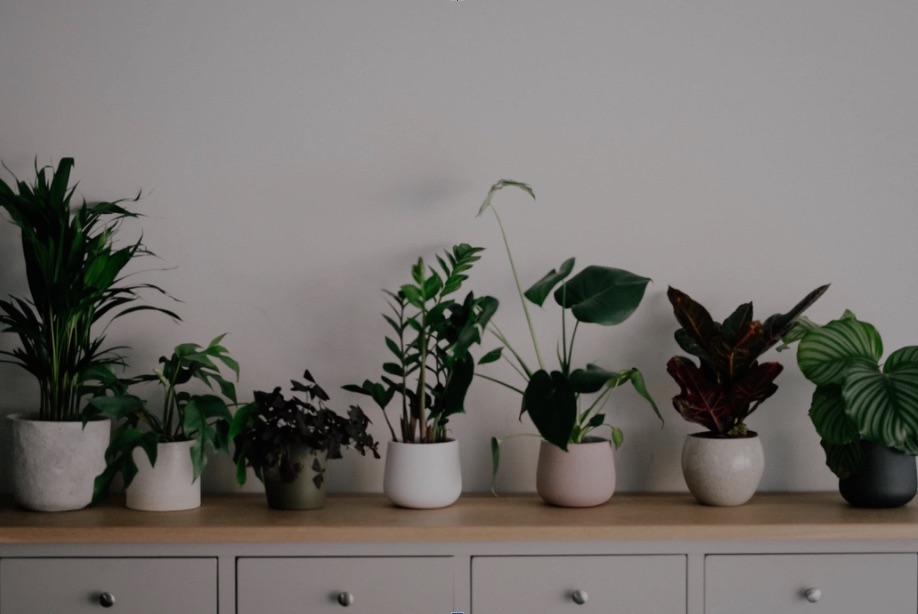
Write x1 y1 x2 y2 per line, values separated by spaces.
126 440 200 512
681 432 764 506
383 439 461 509
536 437 616 507
263 447 328 511
7 413 111 512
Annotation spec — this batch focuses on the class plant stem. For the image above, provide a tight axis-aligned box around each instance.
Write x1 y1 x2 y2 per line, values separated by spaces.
474 373 525 395
489 207 545 371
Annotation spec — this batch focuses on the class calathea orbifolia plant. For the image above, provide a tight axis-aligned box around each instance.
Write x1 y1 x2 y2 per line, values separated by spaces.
0 158 177 422
345 244 499 443
478 180 662 481
785 310 918 478
666 284 829 436
89 335 239 500
231 371 379 487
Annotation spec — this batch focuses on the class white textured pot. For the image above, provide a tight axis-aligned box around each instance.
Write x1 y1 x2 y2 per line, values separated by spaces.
536 438 616 507
682 432 764 506
126 440 200 512
383 439 461 509
7 413 110 512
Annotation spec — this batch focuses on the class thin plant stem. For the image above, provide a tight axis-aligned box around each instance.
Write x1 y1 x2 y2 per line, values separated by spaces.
488 207 545 371
474 373 525 395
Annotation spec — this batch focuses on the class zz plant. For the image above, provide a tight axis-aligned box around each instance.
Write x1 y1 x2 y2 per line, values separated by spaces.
666 285 829 436
479 180 662 481
345 244 499 443
89 335 239 499
789 310 918 477
0 158 176 422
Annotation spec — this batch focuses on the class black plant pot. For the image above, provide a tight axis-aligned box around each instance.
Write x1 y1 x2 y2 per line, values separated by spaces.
839 440 917 508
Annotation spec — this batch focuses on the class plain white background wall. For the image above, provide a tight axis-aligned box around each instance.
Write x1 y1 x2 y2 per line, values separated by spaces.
1 1 916 495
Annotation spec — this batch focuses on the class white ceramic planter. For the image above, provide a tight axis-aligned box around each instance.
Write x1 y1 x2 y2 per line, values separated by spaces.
7 413 110 512
536 438 616 507
681 432 764 506
383 439 461 509
126 440 200 512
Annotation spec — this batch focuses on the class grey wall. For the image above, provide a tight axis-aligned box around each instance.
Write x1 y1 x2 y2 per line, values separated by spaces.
1 1 916 494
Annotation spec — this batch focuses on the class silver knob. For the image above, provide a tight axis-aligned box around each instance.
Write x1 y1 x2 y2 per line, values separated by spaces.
571 589 589 605
337 592 355 607
804 588 822 603
98 592 116 608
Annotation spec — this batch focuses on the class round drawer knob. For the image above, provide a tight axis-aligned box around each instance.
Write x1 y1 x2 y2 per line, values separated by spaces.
804 588 822 603
98 592 116 608
571 589 589 605
337 592 355 607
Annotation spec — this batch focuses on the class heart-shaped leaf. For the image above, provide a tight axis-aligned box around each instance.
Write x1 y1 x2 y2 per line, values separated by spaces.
842 362 918 454
524 258 575 307
556 266 650 325
522 370 577 450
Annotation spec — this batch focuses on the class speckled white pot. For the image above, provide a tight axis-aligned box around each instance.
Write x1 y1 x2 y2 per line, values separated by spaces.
7 413 110 512
536 438 616 507
126 440 200 512
384 439 461 509
682 432 764 506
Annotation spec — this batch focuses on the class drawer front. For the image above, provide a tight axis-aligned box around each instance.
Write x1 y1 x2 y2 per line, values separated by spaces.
705 553 917 614
236 556 453 614
472 555 687 614
0 557 217 614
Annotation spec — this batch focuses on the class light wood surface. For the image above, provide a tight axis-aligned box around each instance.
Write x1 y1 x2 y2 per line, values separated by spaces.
1 492 917 544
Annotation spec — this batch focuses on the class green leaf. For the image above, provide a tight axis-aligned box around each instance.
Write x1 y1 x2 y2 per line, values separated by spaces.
478 347 503 365
490 436 501 495
808 385 859 445
842 362 918 454
477 179 535 217
524 258 575 307
570 364 631 393
821 440 865 479
522 370 577 450
797 315 882 386
611 426 624 449
556 266 651 325
627 368 663 425
884 346 918 373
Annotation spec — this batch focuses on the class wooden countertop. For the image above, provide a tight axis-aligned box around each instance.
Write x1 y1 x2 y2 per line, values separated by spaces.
1 492 917 544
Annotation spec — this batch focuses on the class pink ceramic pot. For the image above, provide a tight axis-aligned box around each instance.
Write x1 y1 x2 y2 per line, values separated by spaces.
536 437 616 507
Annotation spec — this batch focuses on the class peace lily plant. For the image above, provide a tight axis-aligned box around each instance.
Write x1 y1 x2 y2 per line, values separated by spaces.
479 180 662 493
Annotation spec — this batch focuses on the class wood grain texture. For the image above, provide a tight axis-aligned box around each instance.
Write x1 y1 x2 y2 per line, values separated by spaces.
1 492 917 544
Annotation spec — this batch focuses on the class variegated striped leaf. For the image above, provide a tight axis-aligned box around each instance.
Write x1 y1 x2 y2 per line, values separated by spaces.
809 384 859 445
797 315 882 385
884 346 918 373
842 362 918 455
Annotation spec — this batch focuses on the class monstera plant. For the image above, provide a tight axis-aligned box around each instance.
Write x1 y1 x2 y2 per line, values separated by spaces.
479 180 661 505
666 285 830 436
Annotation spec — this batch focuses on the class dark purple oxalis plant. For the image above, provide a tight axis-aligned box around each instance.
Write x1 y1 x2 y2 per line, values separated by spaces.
666 284 829 437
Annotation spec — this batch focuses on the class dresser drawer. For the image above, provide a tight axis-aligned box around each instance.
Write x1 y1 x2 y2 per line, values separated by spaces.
472 555 687 613
236 556 453 614
705 553 917 614
0 557 217 613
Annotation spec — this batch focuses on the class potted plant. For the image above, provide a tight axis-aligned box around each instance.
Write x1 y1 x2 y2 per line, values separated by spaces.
344 243 498 508
479 180 662 507
788 310 918 508
666 284 829 506
89 335 238 511
231 371 380 510
0 158 176 511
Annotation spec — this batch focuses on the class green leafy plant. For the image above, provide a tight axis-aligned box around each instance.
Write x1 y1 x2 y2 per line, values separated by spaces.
478 180 662 484
666 285 829 436
89 335 239 499
231 371 380 487
0 158 177 422
344 244 499 443
788 310 918 478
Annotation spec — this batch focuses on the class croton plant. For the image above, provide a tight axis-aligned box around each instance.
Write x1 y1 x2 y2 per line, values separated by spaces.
666 284 829 437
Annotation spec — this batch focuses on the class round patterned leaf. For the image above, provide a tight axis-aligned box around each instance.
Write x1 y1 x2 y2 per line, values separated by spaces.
884 346 918 374
842 362 918 453
797 316 882 386
808 385 859 445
